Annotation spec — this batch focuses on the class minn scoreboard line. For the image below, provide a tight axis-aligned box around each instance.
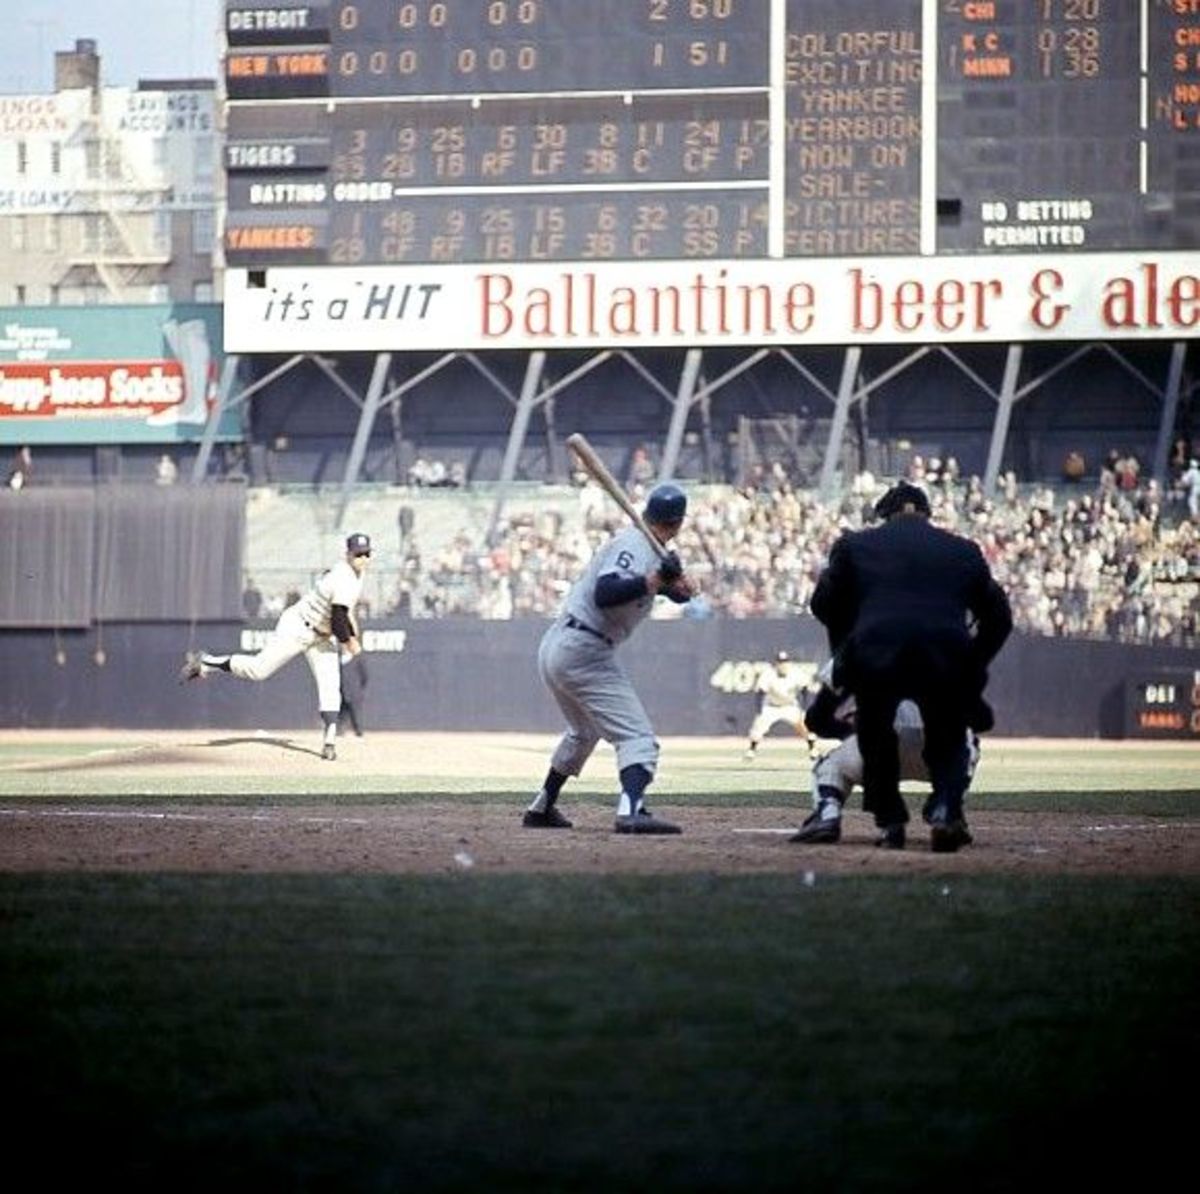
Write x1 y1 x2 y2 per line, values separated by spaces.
221 0 1200 268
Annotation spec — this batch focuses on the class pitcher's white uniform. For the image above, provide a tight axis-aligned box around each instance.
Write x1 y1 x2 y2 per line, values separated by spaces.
180 532 371 760
538 524 665 780
227 560 364 713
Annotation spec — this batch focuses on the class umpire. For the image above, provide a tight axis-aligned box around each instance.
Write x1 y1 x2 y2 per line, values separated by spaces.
810 481 1012 852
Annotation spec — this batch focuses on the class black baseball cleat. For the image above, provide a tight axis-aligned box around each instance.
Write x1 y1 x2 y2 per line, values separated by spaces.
926 802 973 852
930 819 973 853
321 744 337 761
614 808 681 835
178 652 202 683
522 807 573 829
875 823 907 850
790 808 841 844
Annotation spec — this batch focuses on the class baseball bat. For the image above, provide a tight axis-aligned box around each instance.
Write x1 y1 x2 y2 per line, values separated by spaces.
565 432 669 560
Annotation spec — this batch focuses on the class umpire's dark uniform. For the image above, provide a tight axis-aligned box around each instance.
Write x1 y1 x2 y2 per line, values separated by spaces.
810 482 1012 851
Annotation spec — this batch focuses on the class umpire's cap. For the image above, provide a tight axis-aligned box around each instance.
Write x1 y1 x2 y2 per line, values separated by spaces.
873 481 931 520
644 482 687 525
346 532 372 556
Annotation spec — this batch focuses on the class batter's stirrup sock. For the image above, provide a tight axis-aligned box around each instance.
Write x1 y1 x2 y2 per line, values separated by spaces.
816 785 844 821
321 712 338 746
617 764 652 815
528 767 569 813
200 653 232 673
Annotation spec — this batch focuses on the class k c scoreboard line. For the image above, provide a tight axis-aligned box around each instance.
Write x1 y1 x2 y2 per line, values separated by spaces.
223 0 1200 268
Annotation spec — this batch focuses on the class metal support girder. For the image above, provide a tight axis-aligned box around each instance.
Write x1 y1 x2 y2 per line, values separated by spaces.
486 351 547 543
983 345 1024 493
1151 341 1188 486
335 352 392 529
191 353 239 483
658 349 704 480
818 346 862 496
543 395 561 481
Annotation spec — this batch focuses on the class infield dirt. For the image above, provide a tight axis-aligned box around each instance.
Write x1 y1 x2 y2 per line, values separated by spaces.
1 730 1197 878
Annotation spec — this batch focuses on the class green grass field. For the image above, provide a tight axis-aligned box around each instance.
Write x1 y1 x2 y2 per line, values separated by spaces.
1 736 1197 1191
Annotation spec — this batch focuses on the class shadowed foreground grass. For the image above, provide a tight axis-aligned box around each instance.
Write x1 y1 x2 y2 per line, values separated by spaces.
2 872 1197 1192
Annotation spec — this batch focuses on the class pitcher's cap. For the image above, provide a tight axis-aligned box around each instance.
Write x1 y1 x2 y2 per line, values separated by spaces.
346 532 372 556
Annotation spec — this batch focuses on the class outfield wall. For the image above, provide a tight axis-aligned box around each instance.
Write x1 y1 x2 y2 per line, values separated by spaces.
1 619 1194 740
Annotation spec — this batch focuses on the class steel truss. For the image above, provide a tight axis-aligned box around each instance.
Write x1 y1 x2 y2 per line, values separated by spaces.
193 341 1194 532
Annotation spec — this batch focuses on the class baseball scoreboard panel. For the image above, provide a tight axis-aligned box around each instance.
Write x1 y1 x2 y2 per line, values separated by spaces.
223 1 1200 269
1124 671 1200 739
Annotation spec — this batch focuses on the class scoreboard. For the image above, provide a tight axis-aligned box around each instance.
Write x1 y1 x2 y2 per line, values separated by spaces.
220 1 1200 352
1124 670 1200 739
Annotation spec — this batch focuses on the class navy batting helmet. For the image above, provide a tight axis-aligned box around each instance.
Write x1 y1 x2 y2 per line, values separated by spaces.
873 481 930 520
644 483 687 525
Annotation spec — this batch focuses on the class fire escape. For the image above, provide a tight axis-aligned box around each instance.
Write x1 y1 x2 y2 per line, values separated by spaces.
60 100 172 302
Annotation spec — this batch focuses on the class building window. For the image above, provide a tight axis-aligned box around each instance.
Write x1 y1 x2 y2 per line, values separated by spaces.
51 142 62 174
16 141 27 174
49 284 60 305
44 218 61 252
153 137 168 169
154 210 172 254
15 284 26 305
148 283 169 304
83 214 116 254
193 280 214 302
192 209 214 255
11 216 26 251
194 135 215 181
104 141 122 181
84 139 100 180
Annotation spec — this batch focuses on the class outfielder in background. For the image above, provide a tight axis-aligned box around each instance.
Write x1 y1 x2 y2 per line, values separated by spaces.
742 650 818 762
524 483 695 835
792 665 982 846
180 532 373 761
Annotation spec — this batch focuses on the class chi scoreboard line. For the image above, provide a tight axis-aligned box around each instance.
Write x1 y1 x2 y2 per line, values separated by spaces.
220 0 1200 353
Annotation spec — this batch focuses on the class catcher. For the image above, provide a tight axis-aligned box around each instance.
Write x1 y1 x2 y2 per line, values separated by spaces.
792 663 984 847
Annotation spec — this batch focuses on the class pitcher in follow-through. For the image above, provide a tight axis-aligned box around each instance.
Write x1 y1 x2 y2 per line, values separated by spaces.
179 532 373 761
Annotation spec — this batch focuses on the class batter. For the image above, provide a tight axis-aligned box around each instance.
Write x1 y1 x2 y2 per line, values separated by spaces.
523 483 695 834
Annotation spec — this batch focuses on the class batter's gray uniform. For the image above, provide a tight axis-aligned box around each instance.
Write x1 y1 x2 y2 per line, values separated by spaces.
524 481 691 833
539 524 665 780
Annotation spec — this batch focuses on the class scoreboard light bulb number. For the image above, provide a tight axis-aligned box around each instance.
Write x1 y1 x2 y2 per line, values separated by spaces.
1143 683 1176 704
652 40 732 69
649 0 735 17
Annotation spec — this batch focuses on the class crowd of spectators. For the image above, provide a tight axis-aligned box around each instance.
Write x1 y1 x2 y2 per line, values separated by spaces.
383 457 1199 646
